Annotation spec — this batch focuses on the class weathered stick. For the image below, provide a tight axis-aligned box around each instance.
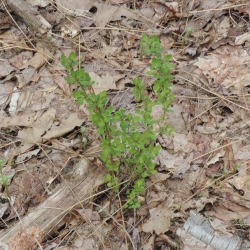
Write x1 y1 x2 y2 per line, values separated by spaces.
6 0 51 34
0 159 105 250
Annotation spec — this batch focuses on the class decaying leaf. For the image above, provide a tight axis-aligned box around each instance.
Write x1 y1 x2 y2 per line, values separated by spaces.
53 75 71 95
140 202 171 235
90 72 117 94
74 208 101 223
0 60 15 78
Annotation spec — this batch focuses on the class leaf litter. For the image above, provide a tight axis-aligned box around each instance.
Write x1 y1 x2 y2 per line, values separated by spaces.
0 0 250 249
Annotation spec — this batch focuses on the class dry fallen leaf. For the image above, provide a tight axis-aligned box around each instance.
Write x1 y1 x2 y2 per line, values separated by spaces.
9 51 33 69
43 112 84 139
21 43 51 70
142 234 155 250
92 2 138 27
140 202 171 235
16 108 56 153
235 32 250 45
56 0 138 27
90 72 117 94
0 60 15 78
53 75 71 96
74 208 101 223
194 45 250 92
0 83 10 107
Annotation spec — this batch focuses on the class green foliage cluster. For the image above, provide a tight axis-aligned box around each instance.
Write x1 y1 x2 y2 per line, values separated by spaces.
61 34 175 208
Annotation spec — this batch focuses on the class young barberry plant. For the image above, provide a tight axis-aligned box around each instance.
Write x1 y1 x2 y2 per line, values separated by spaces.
61 34 175 208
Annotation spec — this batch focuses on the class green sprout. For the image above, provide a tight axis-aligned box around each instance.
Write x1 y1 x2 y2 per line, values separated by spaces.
61 34 175 208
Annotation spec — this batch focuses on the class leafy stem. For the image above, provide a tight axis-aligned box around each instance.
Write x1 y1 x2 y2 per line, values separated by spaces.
61 34 175 208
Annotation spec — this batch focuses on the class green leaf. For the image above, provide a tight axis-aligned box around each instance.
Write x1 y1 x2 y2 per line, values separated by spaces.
61 54 69 66
69 51 76 61
141 171 148 178
105 174 112 182
72 61 79 67
151 58 161 69
163 54 172 61
65 76 74 84
141 33 149 43
72 90 84 99
77 98 84 105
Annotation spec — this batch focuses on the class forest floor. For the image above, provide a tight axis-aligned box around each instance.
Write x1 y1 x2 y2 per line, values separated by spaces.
1 0 250 249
